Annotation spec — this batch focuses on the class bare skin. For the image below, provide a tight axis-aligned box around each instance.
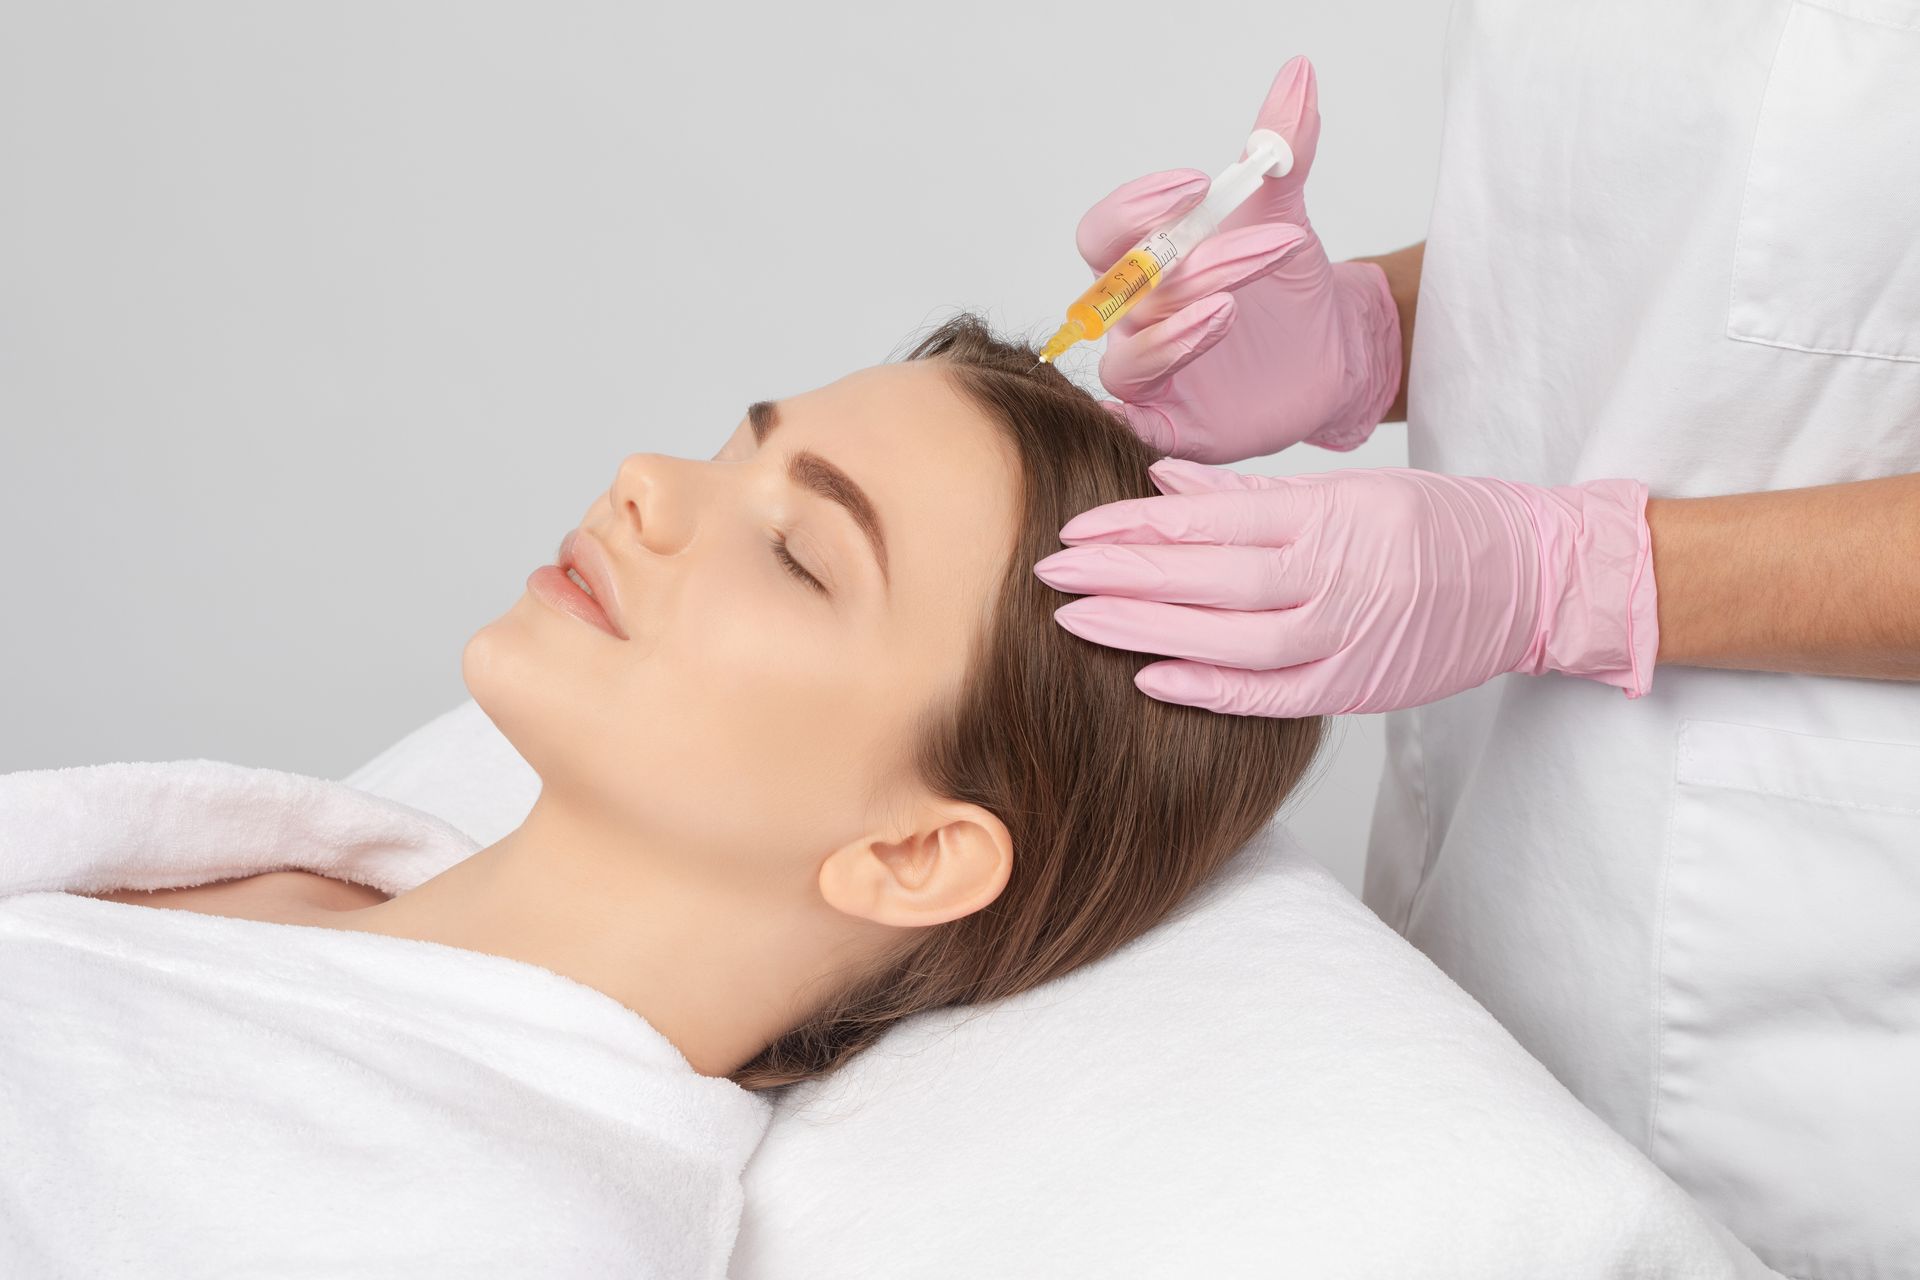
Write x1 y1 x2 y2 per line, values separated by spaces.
1647 474 1920 678
89 360 1028 1080
94 873 388 924
1352 241 1424 424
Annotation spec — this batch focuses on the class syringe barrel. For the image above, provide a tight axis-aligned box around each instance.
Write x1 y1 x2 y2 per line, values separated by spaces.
1159 204 1222 260
1166 129 1292 255
1051 130 1294 350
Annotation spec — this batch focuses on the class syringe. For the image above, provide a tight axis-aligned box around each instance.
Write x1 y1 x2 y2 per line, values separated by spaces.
1037 129 1294 365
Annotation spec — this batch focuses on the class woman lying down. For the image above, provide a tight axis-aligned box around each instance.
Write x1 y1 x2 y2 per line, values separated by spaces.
0 316 1321 1276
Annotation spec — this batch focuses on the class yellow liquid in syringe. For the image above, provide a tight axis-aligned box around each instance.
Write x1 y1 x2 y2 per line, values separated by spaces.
1038 234 1179 364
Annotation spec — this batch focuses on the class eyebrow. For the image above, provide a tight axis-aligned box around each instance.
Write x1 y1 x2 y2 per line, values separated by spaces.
747 399 890 586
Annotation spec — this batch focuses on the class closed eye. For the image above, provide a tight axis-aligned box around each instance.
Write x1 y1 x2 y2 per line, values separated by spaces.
771 534 828 595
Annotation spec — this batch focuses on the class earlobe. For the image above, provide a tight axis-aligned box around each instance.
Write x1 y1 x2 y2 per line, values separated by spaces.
817 802 1013 930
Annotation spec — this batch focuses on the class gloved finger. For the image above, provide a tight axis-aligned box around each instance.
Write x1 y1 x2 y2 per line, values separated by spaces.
1100 399 1179 455
1058 484 1316 548
1033 542 1308 610
1100 293 1237 403
1147 456 1293 496
1075 169 1210 275
1053 595 1332 670
1117 223 1312 331
1134 659 1333 718
1245 56 1320 214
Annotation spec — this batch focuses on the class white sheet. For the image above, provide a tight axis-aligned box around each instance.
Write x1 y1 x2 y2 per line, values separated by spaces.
0 759 770 1279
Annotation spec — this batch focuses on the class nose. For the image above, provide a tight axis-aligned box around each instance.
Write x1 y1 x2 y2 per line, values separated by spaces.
608 452 700 557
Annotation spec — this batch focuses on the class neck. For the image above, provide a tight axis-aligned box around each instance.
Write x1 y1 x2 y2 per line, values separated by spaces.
339 789 881 1078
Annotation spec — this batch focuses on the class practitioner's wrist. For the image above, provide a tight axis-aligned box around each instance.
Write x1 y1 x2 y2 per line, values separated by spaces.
1512 477 1660 699
1303 260 1404 453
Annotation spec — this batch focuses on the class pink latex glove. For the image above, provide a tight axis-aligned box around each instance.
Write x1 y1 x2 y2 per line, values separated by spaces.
1075 56 1403 463
1034 459 1660 718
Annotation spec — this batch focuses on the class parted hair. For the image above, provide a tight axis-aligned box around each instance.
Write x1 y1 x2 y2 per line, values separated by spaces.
732 314 1323 1090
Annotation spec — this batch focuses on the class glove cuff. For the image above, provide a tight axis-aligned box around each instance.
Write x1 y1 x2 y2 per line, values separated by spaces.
1512 478 1661 699
1303 261 1404 453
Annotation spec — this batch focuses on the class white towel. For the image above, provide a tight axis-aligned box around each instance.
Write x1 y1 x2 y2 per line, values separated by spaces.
0 759 771 1279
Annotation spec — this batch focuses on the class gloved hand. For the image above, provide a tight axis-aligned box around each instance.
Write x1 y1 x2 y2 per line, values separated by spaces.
1074 55 1403 463
1034 459 1660 718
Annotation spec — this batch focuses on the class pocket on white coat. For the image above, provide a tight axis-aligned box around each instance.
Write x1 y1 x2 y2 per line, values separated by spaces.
1727 0 1920 362
1653 717 1920 1275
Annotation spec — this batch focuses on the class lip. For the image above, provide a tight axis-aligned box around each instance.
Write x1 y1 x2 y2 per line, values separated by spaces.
527 528 628 640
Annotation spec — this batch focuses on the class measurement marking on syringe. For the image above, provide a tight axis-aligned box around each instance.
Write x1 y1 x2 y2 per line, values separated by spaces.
1036 129 1290 365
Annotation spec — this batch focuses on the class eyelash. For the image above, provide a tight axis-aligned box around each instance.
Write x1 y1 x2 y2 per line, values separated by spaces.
770 534 828 595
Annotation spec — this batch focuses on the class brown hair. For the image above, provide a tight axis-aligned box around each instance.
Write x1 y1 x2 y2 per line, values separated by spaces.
733 314 1323 1090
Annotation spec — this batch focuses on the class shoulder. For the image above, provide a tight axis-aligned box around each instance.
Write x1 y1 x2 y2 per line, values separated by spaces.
250 870 391 912
92 870 389 920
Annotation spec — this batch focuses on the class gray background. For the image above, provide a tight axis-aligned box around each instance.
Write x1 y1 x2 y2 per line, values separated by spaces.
0 1 1445 892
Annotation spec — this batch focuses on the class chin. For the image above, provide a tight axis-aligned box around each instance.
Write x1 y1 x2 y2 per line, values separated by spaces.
461 600 628 796
461 604 553 769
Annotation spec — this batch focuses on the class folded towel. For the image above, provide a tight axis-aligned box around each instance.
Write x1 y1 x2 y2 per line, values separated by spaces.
0 759 770 1279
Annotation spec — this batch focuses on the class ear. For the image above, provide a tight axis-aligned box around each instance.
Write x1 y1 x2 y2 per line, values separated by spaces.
816 800 1013 929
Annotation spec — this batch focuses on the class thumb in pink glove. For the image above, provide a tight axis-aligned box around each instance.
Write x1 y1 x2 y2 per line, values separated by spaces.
1033 459 1660 718
1072 56 1403 463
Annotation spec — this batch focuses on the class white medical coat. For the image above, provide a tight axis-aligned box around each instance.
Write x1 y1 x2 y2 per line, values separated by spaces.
1363 1 1920 1275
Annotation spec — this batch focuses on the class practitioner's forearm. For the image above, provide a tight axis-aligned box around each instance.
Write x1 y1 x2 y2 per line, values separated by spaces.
1647 471 1920 679
1350 240 1424 423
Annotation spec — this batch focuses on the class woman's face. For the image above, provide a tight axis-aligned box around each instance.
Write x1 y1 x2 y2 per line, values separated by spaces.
464 361 1020 890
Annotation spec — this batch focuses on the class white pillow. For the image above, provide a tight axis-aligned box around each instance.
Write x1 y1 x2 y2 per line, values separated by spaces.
346 704 1771 1279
